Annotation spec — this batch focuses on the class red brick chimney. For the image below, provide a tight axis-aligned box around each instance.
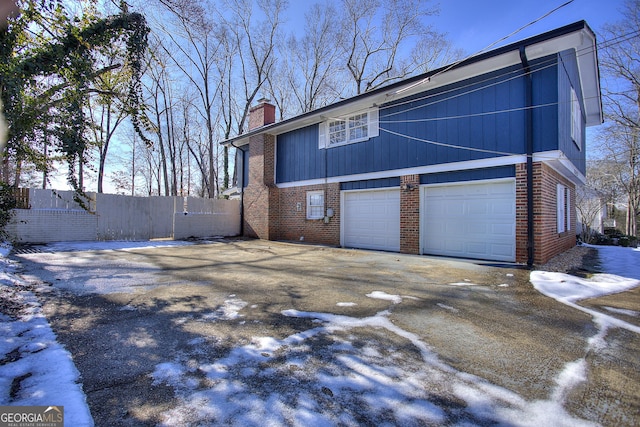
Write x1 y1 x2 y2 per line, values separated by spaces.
249 98 276 130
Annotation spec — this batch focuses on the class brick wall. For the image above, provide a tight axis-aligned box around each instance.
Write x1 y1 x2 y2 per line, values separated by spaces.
516 162 576 265
243 133 276 239
400 175 420 254
275 183 340 245
249 100 276 131
515 164 529 263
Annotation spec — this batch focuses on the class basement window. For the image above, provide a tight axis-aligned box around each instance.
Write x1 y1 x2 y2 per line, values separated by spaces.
307 191 324 220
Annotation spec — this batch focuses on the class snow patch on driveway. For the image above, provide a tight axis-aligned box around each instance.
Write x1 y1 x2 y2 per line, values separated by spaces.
365 290 402 304
151 304 596 426
202 295 247 321
0 254 93 426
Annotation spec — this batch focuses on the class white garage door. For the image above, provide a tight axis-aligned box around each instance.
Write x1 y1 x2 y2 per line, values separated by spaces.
423 179 515 262
342 189 400 252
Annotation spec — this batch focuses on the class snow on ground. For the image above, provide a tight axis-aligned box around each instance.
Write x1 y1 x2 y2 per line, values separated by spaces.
150 244 640 426
151 301 598 426
32 239 194 253
0 246 93 426
1 241 640 426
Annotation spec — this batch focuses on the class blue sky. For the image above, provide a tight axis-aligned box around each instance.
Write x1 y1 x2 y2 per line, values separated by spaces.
437 0 625 54
288 0 626 55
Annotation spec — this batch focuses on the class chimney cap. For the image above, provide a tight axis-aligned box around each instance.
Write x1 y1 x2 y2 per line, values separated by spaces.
256 97 271 104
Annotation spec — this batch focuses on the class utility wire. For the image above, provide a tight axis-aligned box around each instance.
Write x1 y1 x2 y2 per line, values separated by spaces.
379 126 588 165
324 25 639 125
423 0 576 84
378 27 639 120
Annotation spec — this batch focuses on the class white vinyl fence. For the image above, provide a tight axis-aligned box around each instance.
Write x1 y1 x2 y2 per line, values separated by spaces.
6 189 240 244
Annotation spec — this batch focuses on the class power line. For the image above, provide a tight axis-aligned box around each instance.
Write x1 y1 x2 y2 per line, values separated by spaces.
378 126 589 165
379 102 558 124
424 0 576 84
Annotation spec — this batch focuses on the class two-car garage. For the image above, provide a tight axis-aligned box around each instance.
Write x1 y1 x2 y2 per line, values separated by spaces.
341 179 516 262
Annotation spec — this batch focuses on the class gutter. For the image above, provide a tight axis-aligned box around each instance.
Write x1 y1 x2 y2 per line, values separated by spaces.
519 46 535 267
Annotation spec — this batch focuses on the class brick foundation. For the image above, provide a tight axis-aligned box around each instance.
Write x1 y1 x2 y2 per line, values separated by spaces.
275 183 340 245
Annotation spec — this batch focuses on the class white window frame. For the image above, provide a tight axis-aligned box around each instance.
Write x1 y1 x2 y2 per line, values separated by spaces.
319 107 379 149
307 190 325 220
557 184 571 233
571 87 582 150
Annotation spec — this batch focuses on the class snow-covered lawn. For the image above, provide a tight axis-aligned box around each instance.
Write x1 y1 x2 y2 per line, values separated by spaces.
1 242 639 426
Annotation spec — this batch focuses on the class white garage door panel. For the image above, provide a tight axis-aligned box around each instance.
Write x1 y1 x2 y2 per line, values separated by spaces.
343 189 400 252
423 180 516 262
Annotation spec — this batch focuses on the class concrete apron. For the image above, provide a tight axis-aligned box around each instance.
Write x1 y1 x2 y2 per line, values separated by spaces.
17 239 640 426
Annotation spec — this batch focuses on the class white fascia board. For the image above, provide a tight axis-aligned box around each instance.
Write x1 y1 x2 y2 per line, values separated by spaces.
534 150 587 185
525 29 602 126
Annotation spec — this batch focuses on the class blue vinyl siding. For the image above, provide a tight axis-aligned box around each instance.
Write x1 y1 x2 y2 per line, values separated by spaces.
276 56 561 184
341 177 401 191
276 125 324 183
557 49 586 175
420 165 515 185
531 56 560 152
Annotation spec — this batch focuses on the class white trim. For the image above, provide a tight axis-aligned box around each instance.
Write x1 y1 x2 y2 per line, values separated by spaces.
535 150 586 185
567 187 571 231
319 107 379 149
276 154 527 188
557 184 566 233
306 190 325 220
422 177 515 188
340 186 401 194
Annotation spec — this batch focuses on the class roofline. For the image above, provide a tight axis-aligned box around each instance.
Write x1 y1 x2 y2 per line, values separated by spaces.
223 20 600 147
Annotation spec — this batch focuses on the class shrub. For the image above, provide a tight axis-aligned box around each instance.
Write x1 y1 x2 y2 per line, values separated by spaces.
0 183 16 238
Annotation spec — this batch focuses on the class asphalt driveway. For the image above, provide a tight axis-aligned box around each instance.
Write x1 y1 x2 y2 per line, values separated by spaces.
14 239 640 426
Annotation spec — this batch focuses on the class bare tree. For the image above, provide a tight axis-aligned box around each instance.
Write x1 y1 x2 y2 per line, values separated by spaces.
271 2 344 116
340 0 452 95
152 0 225 197
576 184 606 243
597 0 640 236
215 0 286 193
222 0 286 132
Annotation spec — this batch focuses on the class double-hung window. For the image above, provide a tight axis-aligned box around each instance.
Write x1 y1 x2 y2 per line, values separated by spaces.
307 191 324 220
557 184 571 233
320 107 379 148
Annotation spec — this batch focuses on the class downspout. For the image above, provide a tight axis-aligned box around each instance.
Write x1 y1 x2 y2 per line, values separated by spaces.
519 46 535 267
